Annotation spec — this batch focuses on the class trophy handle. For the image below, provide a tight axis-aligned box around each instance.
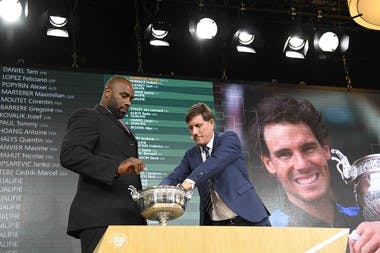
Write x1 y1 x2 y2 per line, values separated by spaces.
185 190 193 200
330 149 353 183
128 185 141 200
176 183 193 200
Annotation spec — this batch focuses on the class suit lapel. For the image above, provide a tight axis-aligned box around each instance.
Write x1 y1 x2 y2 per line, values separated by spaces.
193 132 219 167
188 146 202 170
211 132 220 155
196 146 202 165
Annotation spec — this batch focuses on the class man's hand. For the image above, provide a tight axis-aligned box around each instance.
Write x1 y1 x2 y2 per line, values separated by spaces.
180 181 194 191
117 157 145 175
349 221 380 253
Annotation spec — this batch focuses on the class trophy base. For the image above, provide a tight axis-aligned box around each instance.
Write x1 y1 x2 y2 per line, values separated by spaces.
141 203 184 225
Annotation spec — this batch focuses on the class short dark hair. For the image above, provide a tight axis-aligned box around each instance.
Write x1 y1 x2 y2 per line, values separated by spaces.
251 95 328 157
185 102 214 123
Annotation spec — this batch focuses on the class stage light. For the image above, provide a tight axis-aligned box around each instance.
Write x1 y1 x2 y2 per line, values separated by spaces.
189 16 218 40
283 8 309 59
232 4 264 54
47 15 69 37
347 0 380 30
189 1 219 40
144 0 171 47
38 0 79 39
234 30 256 53
0 0 28 24
39 11 69 38
283 33 309 59
145 22 171 47
195 17 218 40
317 32 339 52
314 30 349 59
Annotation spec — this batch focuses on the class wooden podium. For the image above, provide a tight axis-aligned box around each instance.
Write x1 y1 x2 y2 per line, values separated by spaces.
94 225 349 253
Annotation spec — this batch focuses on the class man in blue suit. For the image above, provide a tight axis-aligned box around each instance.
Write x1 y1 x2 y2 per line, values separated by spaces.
160 102 270 226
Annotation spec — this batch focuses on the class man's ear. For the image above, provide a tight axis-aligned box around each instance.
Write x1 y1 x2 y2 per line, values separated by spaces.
104 86 112 97
261 154 277 175
322 138 331 160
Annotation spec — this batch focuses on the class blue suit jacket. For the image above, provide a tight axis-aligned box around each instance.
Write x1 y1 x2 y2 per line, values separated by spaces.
160 131 270 224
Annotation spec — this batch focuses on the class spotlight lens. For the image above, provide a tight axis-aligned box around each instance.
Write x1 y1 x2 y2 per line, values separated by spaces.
0 0 22 23
236 45 256 53
285 51 305 59
150 39 170 47
319 32 339 52
289 36 305 50
47 28 69 38
151 28 168 39
196 17 218 39
238 31 254 45
49 16 68 28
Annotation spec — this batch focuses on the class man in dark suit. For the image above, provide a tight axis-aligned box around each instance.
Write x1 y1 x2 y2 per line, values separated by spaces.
160 102 270 226
60 76 146 253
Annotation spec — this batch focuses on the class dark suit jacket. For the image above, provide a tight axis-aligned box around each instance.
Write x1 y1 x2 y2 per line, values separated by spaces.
60 104 146 238
160 131 270 224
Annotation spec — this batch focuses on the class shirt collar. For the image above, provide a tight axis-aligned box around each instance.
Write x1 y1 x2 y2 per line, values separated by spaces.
199 133 214 152
99 103 112 114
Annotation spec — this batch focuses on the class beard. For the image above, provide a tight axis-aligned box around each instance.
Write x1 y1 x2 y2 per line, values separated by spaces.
107 99 126 119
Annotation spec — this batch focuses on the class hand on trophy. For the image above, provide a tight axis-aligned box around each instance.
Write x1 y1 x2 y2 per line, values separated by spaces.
117 157 145 175
349 221 380 253
179 180 195 191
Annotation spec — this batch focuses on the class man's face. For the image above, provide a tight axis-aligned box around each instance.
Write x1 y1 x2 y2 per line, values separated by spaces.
261 122 331 205
187 114 214 146
106 80 134 119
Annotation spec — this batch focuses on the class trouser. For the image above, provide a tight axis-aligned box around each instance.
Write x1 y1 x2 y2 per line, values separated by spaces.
210 216 271 226
79 227 107 253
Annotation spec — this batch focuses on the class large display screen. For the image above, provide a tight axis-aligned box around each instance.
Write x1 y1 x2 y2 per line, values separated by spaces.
218 82 380 228
0 66 214 252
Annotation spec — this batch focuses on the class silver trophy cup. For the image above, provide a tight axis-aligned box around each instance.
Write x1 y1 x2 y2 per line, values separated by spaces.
331 149 380 221
128 185 192 225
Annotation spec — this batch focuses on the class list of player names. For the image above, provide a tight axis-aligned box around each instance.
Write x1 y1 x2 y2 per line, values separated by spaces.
0 66 74 251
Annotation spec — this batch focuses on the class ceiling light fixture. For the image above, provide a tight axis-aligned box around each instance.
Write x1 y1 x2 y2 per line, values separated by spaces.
0 0 28 24
46 15 69 37
313 30 350 59
283 8 309 59
195 17 217 39
189 0 218 41
145 21 171 47
318 32 339 52
38 0 79 39
39 11 70 38
232 2 261 54
347 0 380 30
144 0 171 47
283 35 309 59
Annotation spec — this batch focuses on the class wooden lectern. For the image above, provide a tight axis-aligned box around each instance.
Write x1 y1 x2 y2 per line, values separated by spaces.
94 225 349 253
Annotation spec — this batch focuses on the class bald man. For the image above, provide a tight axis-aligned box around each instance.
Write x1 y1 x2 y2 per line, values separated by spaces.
60 76 146 253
